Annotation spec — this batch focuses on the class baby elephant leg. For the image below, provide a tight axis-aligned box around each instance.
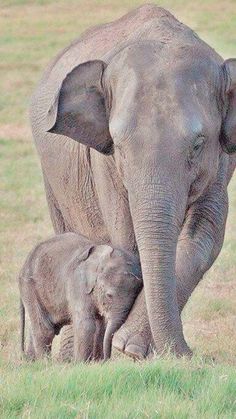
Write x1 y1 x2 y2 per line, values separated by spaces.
35 332 54 359
93 319 105 361
73 311 96 362
26 302 55 359
31 322 55 359
25 329 36 361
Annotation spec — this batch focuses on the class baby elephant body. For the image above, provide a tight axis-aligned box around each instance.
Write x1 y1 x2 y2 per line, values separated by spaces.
19 233 142 361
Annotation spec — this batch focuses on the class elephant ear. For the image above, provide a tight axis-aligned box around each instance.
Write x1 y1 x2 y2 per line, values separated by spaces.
80 244 113 294
78 245 95 263
78 245 97 295
46 60 113 155
221 59 236 154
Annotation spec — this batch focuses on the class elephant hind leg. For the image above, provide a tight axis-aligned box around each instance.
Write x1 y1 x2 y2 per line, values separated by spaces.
24 319 55 360
42 174 74 360
24 330 36 361
93 319 105 361
25 297 55 360
32 329 54 359
42 171 68 234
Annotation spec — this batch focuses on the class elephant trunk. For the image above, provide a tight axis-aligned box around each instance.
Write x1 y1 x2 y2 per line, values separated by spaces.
128 181 192 356
103 315 128 361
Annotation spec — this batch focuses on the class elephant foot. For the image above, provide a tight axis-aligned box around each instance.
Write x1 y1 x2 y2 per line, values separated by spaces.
174 342 193 358
58 325 74 362
113 289 153 360
24 333 36 361
24 351 36 362
113 326 150 360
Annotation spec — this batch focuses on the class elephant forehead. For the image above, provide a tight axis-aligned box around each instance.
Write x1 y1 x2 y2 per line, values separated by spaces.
109 67 138 141
108 43 220 115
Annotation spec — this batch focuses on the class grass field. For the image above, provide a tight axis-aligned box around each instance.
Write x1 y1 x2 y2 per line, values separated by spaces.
0 0 236 417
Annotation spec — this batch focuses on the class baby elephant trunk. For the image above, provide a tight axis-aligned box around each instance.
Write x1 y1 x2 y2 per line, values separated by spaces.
103 318 125 361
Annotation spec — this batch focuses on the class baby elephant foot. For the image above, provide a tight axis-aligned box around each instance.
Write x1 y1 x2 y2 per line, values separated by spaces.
24 334 36 361
113 325 152 360
24 350 36 361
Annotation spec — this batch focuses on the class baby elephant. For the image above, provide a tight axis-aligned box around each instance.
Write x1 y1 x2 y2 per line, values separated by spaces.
19 232 142 362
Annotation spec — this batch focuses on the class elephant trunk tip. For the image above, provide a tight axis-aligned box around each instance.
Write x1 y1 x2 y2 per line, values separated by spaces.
103 320 119 361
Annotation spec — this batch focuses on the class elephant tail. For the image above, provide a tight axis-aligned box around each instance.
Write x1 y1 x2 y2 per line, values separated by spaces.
20 299 25 353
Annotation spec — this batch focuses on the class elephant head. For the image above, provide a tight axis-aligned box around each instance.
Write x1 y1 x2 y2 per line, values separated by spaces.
45 41 236 356
78 244 142 360
97 247 142 361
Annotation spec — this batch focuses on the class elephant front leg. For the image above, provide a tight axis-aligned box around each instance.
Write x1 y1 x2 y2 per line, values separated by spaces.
73 313 96 362
113 290 152 360
175 196 228 312
113 220 225 360
93 318 105 361
113 163 229 360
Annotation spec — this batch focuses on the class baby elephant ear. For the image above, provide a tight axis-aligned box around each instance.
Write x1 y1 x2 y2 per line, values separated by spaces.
78 246 97 295
221 59 236 154
79 245 95 262
130 272 142 283
46 60 113 155
128 269 143 292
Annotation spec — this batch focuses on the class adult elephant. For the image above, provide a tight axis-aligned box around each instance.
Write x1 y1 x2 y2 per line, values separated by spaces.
30 5 236 359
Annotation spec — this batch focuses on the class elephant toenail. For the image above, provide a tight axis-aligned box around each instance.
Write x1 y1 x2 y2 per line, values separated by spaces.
125 344 146 360
112 335 126 352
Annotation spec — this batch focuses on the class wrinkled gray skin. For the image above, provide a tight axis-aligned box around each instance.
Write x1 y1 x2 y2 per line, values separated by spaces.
30 5 236 359
19 233 142 361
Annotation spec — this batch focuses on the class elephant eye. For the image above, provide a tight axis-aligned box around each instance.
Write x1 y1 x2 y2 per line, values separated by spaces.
106 292 113 300
189 136 205 161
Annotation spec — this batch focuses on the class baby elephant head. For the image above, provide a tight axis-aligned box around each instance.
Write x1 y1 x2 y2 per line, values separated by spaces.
78 244 142 360
97 246 143 360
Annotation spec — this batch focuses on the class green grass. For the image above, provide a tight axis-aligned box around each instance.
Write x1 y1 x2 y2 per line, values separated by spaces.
1 358 236 418
0 0 236 417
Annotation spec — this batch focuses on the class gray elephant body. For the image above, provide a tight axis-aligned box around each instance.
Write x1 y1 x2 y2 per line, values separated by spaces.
30 5 236 359
19 232 142 361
